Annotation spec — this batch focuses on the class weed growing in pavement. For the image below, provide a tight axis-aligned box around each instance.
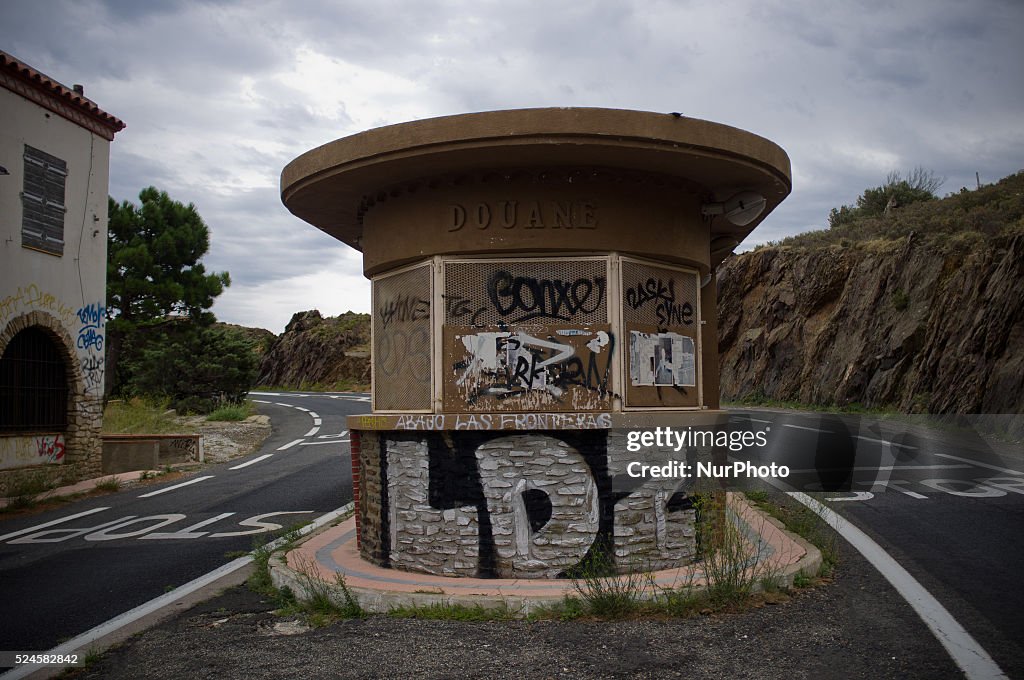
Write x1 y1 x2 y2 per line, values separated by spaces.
568 540 654 617
745 490 840 578
287 552 365 625
95 477 122 492
388 601 519 621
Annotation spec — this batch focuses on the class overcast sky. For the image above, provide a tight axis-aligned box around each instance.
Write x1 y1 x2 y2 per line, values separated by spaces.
4 0 1022 333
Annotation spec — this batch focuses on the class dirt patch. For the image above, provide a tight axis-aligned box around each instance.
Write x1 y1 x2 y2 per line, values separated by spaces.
179 414 272 464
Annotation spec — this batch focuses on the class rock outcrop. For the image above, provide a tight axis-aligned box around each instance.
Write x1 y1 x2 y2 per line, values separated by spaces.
718 177 1024 416
257 310 370 389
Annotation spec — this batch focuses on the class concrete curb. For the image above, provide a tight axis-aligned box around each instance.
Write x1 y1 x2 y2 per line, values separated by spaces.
270 493 823 615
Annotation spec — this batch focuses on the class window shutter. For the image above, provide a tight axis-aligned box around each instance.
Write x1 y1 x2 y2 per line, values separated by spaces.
22 145 67 255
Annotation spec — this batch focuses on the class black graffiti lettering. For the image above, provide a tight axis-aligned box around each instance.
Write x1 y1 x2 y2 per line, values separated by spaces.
625 278 676 310
444 294 487 326
486 271 606 322
378 294 430 329
657 301 694 327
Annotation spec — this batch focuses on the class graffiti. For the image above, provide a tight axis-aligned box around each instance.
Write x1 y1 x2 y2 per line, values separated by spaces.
377 328 431 383
452 329 614 410
378 294 429 330
359 415 390 429
392 412 613 431
36 434 65 463
444 294 487 326
486 271 606 323
625 277 693 327
76 302 106 328
81 355 105 391
447 200 598 232
0 284 76 326
76 327 103 351
372 432 695 578
74 301 106 352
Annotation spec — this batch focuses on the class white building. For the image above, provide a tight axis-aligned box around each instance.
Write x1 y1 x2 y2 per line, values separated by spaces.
0 50 124 496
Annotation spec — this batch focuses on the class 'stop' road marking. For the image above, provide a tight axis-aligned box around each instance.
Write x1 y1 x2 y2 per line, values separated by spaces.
138 476 214 498
0 507 110 542
935 452 1024 476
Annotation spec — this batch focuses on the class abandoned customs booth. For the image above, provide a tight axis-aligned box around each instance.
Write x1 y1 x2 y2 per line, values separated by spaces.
281 108 791 578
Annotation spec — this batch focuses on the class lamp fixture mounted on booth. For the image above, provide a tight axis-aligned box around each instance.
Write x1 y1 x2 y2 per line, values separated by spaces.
700 191 767 227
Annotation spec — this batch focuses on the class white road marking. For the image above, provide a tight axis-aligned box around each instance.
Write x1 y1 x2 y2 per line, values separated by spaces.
140 513 236 540
309 412 320 418
782 423 833 433
294 406 310 412
304 426 320 437
277 438 304 451
935 452 1024 476
299 439 349 446
825 491 875 501
744 417 773 424
855 434 918 449
789 491 1008 680
859 480 929 499
138 476 214 498
0 507 110 542
312 418 322 426
251 399 271 404
0 504 353 680
229 454 273 470
274 402 292 407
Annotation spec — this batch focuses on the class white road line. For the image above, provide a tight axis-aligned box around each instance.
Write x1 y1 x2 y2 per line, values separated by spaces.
277 438 304 451
789 491 1008 680
309 412 320 418
313 417 322 426
935 452 1024 476
299 439 349 446
0 507 110 542
304 426 320 437
294 407 310 412
782 423 833 433
138 476 214 498
0 503 356 680
229 454 273 470
855 435 918 449
274 402 291 406
251 399 271 404
745 417 773 424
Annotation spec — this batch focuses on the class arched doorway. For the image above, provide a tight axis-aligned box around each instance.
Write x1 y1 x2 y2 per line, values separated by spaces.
0 326 70 432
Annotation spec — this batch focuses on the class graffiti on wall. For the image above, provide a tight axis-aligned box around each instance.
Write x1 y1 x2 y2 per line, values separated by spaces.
0 284 76 327
373 264 432 410
36 434 66 463
75 302 106 351
446 327 614 411
376 432 696 578
624 277 695 328
76 301 106 394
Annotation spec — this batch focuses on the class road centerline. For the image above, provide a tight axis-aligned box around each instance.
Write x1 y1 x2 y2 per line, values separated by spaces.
138 476 214 498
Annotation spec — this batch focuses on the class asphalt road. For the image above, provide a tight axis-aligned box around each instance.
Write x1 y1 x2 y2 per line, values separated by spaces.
728 407 1024 677
0 391 370 654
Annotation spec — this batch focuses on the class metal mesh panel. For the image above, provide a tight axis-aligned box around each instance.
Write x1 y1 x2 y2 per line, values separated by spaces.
444 258 608 326
373 263 432 411
621 260 699 330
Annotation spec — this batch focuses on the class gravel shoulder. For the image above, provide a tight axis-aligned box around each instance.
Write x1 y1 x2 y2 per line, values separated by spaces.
69 538 961 680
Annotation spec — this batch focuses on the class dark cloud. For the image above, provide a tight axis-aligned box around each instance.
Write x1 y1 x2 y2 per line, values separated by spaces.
2 0 1022 330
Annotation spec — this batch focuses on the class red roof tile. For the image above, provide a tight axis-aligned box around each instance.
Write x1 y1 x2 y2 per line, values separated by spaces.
0 50 126 140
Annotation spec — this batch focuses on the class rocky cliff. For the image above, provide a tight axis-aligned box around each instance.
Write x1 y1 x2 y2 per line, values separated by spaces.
256 310 370 390
718 172 1024 415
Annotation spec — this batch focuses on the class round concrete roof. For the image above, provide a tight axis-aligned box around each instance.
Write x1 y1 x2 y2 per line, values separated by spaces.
281 108 791 261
